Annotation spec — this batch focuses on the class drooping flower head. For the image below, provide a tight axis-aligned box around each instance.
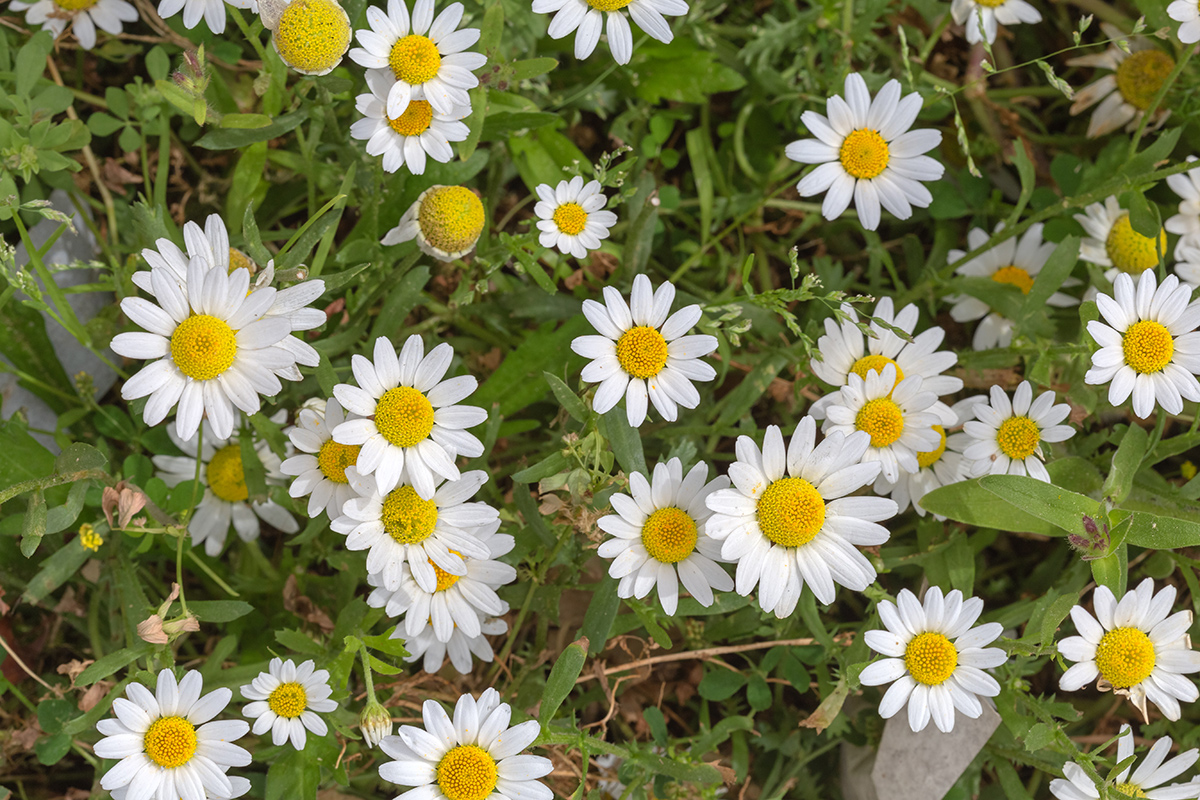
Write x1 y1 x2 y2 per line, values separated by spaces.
1067 24 1174 138
1076 195 1168 284
382 185 485 260
260 0 352 75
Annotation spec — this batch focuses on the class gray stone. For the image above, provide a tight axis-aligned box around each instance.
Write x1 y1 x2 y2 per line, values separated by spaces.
867 705 1001 800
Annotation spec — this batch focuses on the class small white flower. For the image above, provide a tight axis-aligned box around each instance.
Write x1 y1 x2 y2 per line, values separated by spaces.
532 0 686 65
597 458 733 615
348 0 486 118
396 614 507 674
10 0 137 49
785 73 944 231
874 397 983 518
331 334 486 499
571 274 717 427
1067 24 1174 138
533 177 618 259
704 418 897 616
950 0 1040 44
947 223 1078 350
332 466 496 592
281 397 362 519
1058 579 1200 722
1170 0 1200 44
1050 725 1200 800
94 669 251 800
241 658 337 750
860 587 1005 733
960 381 1073 482
381 185 486 261
1176 241 1200 288
1167 157 1200 250
1086 271 1200 418
156 0 255 32
351 70 469 174
379 689 553 800
153 413 299 556
1076 195 1167 285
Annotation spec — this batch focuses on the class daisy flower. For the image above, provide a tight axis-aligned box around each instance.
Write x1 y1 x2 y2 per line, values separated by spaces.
1067 24 1174 138
874 397 983 518
820 364 947 484
1166 156 1200 249
947 223 1078 350
950 0 1040 44
785 73 944 231
157 0 255 33
533 177 618 259
1170 0 1200 44
571 274 717 427
240 658 338 750
809 297 963 419
597 458 733 615
351 70 469 174
860 587 1006 733
397 613 507 674
331 466 496 592
704 418 898 616
366 518 515 641
10 0 137 49
154 415 298 556
281 397 362 519
1085 271 1200 419
381 185 486 261
112 257 302 442
1176 241 1200 288
331 334 486 498
348 0 486 118
378 689 553 800
110 777 251 800
1058 578 1200 721
960 381 1074 482
94 669 251 800
1076 195 1167 284
532 0 687 65
1050 725 1200 800
260 0 352 76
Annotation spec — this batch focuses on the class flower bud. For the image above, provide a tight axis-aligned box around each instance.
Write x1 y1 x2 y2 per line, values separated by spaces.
360 700 393 749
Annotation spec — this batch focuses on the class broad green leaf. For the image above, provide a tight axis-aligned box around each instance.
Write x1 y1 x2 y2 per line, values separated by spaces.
540 638 588 724
978 474 1101 536
580 574 621 656
543 372 589 423
599 408 647 477
473 317 591 417
196 109 309 150
188 600 254 623
78 645 152 686
265 746 320 800
511 452 571 484
1102 423 1148 504
914 478 1059 536
21 533 92 604
21 489 47 557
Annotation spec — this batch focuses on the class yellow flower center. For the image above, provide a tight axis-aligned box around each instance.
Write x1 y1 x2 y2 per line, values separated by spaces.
374 386 435 448
1122 320 1174 374
615 325 669 380
974 0 1005 7
228 247 256 275
917 425 947 469
850 354 904 384
838 128 890 180
1095 626 1156 689
640 507 699 564
552 202 589 236
380 486 438 544
418 186 486 257
54 0 99 9
274 0 351 74
389 34 442 85
995 415 1040 460
267 682 308 718
756 477 826 548
388 100 434 137
855 398 905 448
904 632 959 686
170 314 238 381
1115 49 1175 111
1113 783 1148 799
991 265 1034 294
317 439 360 484
1105 214 1166 275
587 0 632 8
79 523 103 551
207 444 249 503
437 744 499 800
431 550 463 591
143 716 198 769
1183 460 1198 481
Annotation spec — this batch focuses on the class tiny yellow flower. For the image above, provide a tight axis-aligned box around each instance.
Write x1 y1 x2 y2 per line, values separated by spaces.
79 524 104 552
1183 461 1197 481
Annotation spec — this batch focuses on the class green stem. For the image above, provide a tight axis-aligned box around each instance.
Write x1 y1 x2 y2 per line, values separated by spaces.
175 530 189 617
186 550 241 596
359 643 377 702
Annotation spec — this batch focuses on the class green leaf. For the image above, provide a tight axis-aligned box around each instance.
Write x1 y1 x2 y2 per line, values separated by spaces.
511 452 570 484
633 752 722 784
644 706 669 745
195 109 309 150
580 574 620 656
55 443 108 474
35 732 72 766
543 372 589 423
509 57 558 82
698 668 747 701
87 112 125 137
220 113 273 129
599 408 647 477
21 533 92 604
275 628 325 655
21 489 47 558
912 478 1058 536
188 600 254 623
45 480 89 535
622 194 659 276
1125 189 1163 240
78 645 151 686
361 631 411 659
239 433 267 502
632 40 746 104
1020 236 1080 324
978 474 1101 536
540 638 588 725
37 698 77 734
16 31 53 97
1119 510 1200 549
265 746 320 800
472 317 591 417
1102 424 1148 504
316 351 338 398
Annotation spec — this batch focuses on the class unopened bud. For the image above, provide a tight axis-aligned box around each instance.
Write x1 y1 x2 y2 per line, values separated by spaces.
360 700 393 748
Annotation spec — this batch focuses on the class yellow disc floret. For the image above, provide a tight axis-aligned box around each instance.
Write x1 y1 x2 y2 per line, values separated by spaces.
904 632 959 686
917 425 947 469
1095 626 1156 688
756 477 826 548
850 354 904 384
389 34 441 84
143 716 198 769
317 439 360 484
615 325 669 380
552 202 589 235
995 416 1040 460
839 129 890 180
170 314 238 381
1105 214 1166 275
436 745 499 800
228 247 257 275
1113 783 1148 798
207 444 249 503
587 0 632 8
267 682 308 718
274 0 351 75
991 265 1035 294
381 486 438 544
640 507 699 564
431 551 463 591
418 186 485 258
1122 320 1174 374
54 0 98 10
855 398 905 448
1115 50 1175 110
374 386 435 448
388 100 434 137
973 0 1005 6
